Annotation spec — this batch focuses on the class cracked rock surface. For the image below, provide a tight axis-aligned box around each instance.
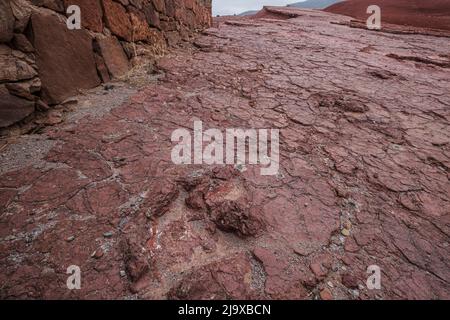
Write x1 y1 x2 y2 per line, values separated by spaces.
0 8 449 299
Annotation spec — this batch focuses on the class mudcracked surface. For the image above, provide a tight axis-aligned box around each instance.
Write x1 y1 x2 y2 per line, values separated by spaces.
0 8 449 299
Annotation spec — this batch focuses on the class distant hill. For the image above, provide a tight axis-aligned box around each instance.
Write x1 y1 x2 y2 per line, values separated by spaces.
287 0 343 9
325 0 450 31
238 10 259 17
237 0 342 16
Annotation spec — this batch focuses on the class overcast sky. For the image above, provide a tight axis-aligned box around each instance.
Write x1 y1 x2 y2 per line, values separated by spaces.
212 0 304 16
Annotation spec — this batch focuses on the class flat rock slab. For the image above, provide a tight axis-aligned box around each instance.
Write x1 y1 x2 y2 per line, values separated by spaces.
95 36 130 79
30 12 100 104
0 0 14 43
0 8 449 300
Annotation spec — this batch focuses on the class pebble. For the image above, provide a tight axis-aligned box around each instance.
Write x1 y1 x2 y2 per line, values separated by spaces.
235 164 247 172
341 228 350 237
61 98 78 107
66 236 75 242
5 235 16 241
41 267 56 276
92 248 104 259
343 220 352 230
320 288 333 300
103 231 114 238
349 289 360 298
120 270 126 277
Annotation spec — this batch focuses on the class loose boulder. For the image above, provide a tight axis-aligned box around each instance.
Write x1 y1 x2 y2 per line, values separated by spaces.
30 0 65 13
94 36 130 79
0 46 37 82
0 86 35 128
102 0 133 41
10 0 34 33
0 0 15 43
30 12 100 104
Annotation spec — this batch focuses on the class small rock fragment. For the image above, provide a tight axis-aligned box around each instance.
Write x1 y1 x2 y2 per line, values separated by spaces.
342 273 359 289
103 231 114 238
320 288 333 300
92 248 104 259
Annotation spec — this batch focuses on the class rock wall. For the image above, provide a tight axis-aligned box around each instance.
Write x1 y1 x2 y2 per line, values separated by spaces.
0 0 212 128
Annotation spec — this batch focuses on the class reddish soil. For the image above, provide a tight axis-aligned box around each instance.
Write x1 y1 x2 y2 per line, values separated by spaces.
325 0 450 31
0 8 449 299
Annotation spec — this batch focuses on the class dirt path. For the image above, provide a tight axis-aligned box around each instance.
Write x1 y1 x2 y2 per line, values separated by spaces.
0 8 449 299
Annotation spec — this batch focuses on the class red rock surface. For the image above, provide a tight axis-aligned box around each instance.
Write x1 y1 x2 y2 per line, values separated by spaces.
325 0 450 31
0 7 449 299
168 253 256 299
